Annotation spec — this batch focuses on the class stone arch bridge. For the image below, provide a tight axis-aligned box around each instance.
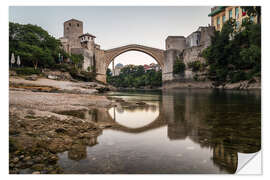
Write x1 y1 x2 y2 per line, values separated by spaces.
95 44 168 83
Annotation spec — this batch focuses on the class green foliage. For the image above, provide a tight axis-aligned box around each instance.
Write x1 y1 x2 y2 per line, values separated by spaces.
9 22 62 69
187 61 205 72
173 57 185 74
107 65 162 88
70 54 84 69
193 74 199 81
202 18 261 85
51 63 70 72
241 6 261 24
229 71 248 83
13 67 41 75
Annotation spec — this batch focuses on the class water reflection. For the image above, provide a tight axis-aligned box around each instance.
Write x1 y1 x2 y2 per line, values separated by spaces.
57 89 261 174
108 105 159 129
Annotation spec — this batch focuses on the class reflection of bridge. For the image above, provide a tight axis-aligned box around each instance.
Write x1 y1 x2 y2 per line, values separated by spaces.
76 90 260 173
111 114 167 134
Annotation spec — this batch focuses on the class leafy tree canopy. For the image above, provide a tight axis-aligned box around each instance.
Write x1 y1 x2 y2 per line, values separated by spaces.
9 22 63 68
107 65 162 88
202 17 261 85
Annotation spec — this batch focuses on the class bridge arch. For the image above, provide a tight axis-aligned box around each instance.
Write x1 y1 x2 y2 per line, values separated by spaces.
95 44 165 83
104 44 165 70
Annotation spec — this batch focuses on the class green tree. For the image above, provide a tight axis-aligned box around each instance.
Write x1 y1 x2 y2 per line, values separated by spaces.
241 6 261 24
70 54 84 69
9 22 62 69
202 18 261 85
173 56 185 74
107 64 162 88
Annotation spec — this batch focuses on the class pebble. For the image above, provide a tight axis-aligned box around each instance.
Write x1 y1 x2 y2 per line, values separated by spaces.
32 171 40 174
13 157 19 163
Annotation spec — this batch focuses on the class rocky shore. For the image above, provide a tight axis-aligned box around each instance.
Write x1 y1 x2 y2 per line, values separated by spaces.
162 78 261 90
9 75 151 174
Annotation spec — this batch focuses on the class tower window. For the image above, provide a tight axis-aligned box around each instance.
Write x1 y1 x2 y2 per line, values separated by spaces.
77 23 80 27
69 23 71 26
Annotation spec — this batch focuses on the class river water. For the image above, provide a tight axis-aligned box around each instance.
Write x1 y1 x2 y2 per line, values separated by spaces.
57 89 261 174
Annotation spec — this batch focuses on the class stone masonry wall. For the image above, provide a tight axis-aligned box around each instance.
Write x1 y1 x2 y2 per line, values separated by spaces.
183 45 206 64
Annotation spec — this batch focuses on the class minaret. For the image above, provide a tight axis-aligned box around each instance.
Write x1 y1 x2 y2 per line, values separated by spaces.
112 59 115 76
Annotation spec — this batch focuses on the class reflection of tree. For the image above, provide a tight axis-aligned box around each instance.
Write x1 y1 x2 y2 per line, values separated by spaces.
162 89 261 173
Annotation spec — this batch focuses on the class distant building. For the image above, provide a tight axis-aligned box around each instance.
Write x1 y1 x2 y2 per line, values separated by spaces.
113 63 124 76
144 63 161 72
208 6 258 31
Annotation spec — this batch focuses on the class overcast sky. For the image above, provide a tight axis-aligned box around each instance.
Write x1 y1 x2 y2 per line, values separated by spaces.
9 6 211 67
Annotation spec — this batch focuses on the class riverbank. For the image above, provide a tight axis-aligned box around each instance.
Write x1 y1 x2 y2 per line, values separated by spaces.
9 75 152 174
162 78 261 90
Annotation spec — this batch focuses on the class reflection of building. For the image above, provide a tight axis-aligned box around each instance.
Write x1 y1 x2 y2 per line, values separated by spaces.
208 6 258 31
213 142 238 173
67 136 98 161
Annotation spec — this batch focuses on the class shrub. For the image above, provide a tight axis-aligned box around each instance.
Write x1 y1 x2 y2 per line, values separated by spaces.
188 61 202 72
51 63 70 72
14 67 41 75
230 71 248 83
193 74 199 81
80 71 96 81
173 57 185 74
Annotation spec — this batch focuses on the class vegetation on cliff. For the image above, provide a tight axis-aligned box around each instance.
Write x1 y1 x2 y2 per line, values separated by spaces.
107 65 162 88
202 17 261 86
173 56 186 75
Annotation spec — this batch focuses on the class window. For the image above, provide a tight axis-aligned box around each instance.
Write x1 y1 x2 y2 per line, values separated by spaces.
217 17 220 25
217 17 220 30
69 23 71 26
77 23 80 27
229 9 233 19
236 21 240 29
222 15 226 23
66 27 69 30
235 7 239 19
250 16 254 22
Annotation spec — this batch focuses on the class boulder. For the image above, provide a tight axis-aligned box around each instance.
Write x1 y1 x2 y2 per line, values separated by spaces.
25 75 38 81
47 75 58 80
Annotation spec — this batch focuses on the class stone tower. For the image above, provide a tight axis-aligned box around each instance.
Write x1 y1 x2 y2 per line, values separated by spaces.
63 19 83 50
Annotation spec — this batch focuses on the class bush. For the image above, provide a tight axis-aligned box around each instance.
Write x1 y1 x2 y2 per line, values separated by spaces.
80 71 96 81
188 61 203 72
193 74 199 81
51 63 70 72
173 58 185 74
14 67 41 75
230 71 248 83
